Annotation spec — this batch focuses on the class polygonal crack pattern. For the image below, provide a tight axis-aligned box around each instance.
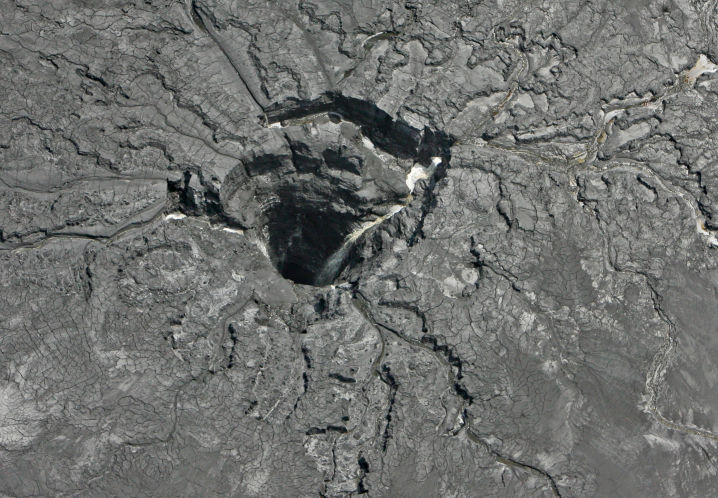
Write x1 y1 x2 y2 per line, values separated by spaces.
222 94 452 286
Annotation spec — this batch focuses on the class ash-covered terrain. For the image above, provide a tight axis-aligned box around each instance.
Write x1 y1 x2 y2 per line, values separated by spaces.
2 0 718 496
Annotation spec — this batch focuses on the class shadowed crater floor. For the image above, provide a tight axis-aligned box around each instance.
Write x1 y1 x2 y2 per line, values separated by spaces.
221 95 452 285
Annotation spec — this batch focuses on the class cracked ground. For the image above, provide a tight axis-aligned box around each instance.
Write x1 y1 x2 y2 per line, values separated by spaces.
2 0 718 496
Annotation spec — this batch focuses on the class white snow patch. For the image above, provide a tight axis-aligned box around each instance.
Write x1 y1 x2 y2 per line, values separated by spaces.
254 239 269 258
360 134 391 161
685 54 718 82
406 165 431 191
164 212 186 221
696 218 718 246
222 227 244 235
247 232 269 258
361 135 378 152
362 32 386 48
347 204 404 243
406 157 441 192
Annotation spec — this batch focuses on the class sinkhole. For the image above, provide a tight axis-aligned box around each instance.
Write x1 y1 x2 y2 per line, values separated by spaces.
265 189 363 286
223 94 452 286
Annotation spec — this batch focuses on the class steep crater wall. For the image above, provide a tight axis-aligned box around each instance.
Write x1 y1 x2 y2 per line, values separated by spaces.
221 95 453 286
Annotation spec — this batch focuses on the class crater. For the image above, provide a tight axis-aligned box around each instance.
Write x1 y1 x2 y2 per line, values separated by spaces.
265 188 363 286
222 94 452 286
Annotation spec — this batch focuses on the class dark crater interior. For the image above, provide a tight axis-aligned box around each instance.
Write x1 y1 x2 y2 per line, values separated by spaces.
223 94 452 286
266 189 361 286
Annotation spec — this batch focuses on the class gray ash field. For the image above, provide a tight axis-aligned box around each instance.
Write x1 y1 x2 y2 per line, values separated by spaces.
2 0 718 496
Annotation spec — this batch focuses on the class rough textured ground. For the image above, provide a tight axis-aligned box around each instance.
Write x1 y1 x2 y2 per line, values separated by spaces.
2 0 718 496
